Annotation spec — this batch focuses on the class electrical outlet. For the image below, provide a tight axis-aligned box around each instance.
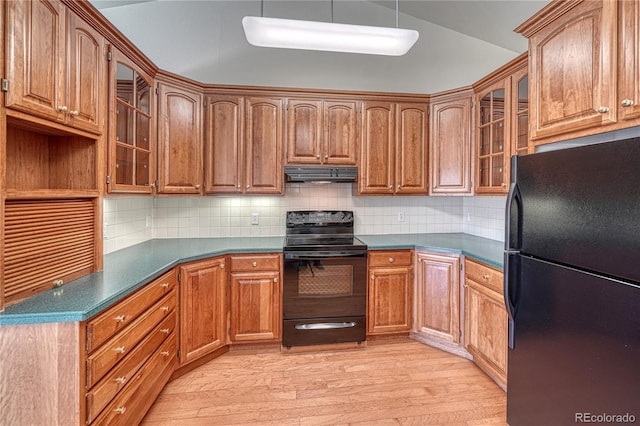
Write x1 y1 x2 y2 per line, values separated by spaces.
103 223 108 239
398 212 405 222
145 216 151 228
251 212 260 225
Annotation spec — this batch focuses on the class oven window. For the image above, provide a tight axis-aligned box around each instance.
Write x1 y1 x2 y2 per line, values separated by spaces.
298 261 353 297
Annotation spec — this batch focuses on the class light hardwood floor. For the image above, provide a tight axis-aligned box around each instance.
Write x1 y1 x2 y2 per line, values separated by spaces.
142 339 507 425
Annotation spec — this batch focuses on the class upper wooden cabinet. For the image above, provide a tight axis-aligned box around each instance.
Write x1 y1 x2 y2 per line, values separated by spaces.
619 0 640 122
517 0 622 144
204 94 283 195
5 0 105 134
107 49 154 193
473 54 528 195
157 78 203 194
429 89 473 195
359 101 428 195
286 98 359 165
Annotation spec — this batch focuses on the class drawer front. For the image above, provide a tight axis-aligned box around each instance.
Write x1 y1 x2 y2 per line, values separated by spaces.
86 311 176 423
86 291 176 388
86 270 177 353
465 259 503 294
369 250 413 267
229 253 281 272
91 333 178 426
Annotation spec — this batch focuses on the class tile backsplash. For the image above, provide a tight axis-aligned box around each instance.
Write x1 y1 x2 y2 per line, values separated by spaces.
104 184 506 254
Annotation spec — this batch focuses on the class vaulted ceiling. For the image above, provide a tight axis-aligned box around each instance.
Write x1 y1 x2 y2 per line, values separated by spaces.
90 0 549 94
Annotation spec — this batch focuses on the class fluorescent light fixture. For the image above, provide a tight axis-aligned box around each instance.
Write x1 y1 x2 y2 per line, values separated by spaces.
242 16 419 56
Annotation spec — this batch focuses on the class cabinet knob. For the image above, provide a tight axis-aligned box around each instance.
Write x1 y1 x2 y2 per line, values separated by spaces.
160 306 170 312
114 315 126 323
57 105 68 113
252 261 257 267
324 154 328 160
69 110 79 117
418 258 423 263
114 376 127 384
621 99 635 107
114 407 127 415
482 273 490 280
273 277 279 283
316 154 320 159
388 257 395 263
501 183 507 187
396 185 401 190
161 351 170 357
195 184 200 189
370 274 375 280
237 184 241 189
598 106 610 113
114 346 126 354
221 264 225 269
388 185 393 189
160 328 170 334
246 185 250 189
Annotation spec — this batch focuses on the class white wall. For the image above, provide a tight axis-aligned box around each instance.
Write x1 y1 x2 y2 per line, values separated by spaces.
97 0 520 94
103 189 506 254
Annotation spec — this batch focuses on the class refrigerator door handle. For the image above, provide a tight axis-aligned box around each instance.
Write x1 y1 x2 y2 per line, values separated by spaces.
504 251 520 349
505 156 523 250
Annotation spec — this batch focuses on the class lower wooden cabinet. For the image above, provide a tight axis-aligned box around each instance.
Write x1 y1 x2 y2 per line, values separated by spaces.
229 254 282 343
367 250 413 335
178 257 227 365
463 258 507 390
414 252 461 344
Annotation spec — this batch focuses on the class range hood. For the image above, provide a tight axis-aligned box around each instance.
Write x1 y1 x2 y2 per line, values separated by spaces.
284 166 358 183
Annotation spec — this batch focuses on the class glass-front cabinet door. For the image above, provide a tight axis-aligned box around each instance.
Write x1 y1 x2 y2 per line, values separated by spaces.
476 84 508 193
108 49 154 193
512 68 529 157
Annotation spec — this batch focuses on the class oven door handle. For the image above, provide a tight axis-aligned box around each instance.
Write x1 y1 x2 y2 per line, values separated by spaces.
284 250 367 259
295 322 357 330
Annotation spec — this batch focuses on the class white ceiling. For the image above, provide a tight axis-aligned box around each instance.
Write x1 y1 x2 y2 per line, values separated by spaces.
89 0 550 94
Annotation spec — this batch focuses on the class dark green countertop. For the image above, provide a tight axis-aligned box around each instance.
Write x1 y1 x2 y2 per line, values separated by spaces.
0 234 504 326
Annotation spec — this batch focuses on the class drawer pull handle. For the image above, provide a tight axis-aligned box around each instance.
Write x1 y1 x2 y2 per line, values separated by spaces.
161 351 170 357
114 407 126 415
622 99 635 107
114 346 126 354
388 257 394 263
160 328 171 334
598 106 610 113
252 262 257 267
114 315 126 323
482 273 490 280
160 306 170 312
161 282 170 288
114 376 127 384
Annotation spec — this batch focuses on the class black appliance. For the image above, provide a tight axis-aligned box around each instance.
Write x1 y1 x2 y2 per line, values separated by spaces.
284 166 358 183
283 210 367 348
505 138 640 425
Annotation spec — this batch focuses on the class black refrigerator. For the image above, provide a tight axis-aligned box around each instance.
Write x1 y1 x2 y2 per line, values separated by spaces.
504 138 640 426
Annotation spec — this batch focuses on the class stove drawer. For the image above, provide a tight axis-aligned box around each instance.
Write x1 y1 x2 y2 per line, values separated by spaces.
283 316 366 348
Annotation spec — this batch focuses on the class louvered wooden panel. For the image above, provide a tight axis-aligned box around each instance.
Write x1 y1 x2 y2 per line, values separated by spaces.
3 199 96 305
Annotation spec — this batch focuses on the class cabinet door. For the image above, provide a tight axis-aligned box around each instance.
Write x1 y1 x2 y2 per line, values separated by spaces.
359 101 395 194
286 99 322 164
367 266 413 335
179 258 226 365
66 11 104 134
619 0 640 121
230 271 281 342
415 252 460 344
430 94 472 194
464 277 507 389
245 97 283 194
204 95 244 194
324 100 359 165
511 67 530 157
157 81 203 194
5 0 66 122
529 0 617 141
395 103 428 195
476 80 509 195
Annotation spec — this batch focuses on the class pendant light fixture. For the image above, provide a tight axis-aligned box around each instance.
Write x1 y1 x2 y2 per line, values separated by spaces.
242 0 419 56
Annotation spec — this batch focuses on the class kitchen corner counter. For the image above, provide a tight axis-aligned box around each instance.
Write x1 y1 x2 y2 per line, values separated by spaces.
359 233 504 270
0 233 503 326
0 237 283 326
